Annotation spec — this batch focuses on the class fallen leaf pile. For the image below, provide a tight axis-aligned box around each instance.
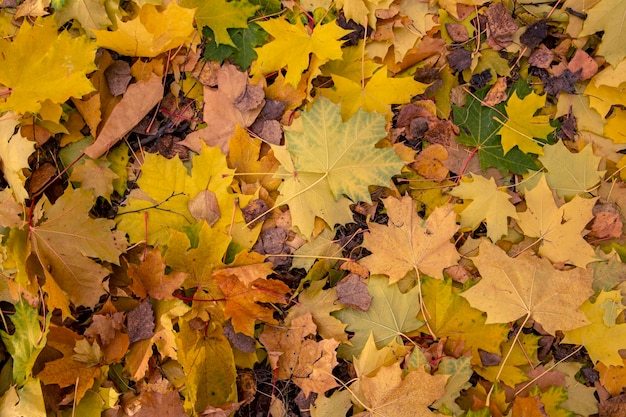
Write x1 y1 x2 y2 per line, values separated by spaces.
1 0 626 416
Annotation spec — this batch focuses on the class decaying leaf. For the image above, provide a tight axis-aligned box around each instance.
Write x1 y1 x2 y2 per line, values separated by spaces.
260 313 340 396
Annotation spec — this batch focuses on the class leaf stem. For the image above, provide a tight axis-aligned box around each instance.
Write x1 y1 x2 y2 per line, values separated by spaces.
486 313 531 406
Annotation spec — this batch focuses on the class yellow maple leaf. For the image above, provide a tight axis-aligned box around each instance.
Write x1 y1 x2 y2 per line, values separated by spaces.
176 319 237 413
360 196 459 282
461 241 593 335
357 364 448 417
517 174 598 268
0 17 96 115
450 174 519 242
251 17 349 87
336 0 394 27
563 291 626 366
578 0 626 67
0 114 35 203
321 68 429 120
497 91 554 155
93 2 196 58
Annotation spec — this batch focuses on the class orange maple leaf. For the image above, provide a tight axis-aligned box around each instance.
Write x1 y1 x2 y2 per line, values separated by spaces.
213 270 290 336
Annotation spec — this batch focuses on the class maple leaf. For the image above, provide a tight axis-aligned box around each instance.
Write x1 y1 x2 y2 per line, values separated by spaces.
228 126 281 192
37 326 102 403
260 313 340 396
0 379 47 417
0 299 49 386
286 279 348 342
274 98 403 236
116 145 245 246
419 277 509 365
93 2 196 58
333 275 424 359
336 0 394 27
460 241 594 335
452 88 536 174
251 18 350 87
563 290 626 366
474 332 541 386
69 158 119 202
578 0 626 67
450 174 519 242
538 140 605 198
183 0 259 47
0 114 35 203
497 91 555 155
213 269 290 336
517 174 598 268
0 16 96 115
176 319 237 413
127 247 187 300
321 67 429 120
203 22 268 69
30 187 124 308
356 364 448 417
432 357 474 415
55 0 111 36
360 196 459 282
164 222 230 288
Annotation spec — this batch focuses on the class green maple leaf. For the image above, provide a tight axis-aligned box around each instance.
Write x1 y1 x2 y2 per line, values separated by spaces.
274 98 404 236
203 22 268 69
497 91 555 155
0 299 49 386
30 188 124 308
538 140 605 198
0 16 96 114
452 89 536 174
449 174 519 242
333 275 424 359
183 0 259 47
579 0 626 67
